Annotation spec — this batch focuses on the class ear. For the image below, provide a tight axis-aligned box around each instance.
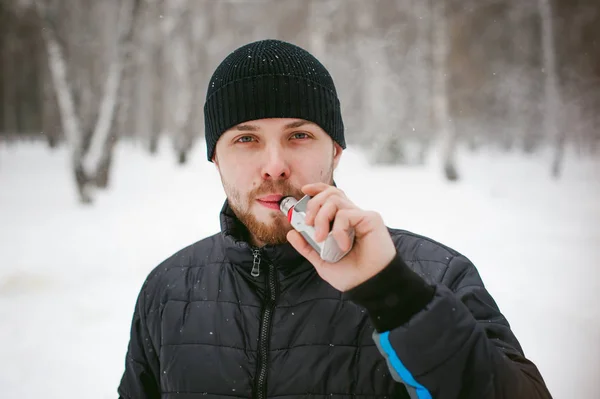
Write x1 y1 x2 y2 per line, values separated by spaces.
332 142 343 169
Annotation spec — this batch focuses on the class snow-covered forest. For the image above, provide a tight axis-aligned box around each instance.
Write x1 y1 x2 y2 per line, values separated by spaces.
1 1 599 398
1 0 599 203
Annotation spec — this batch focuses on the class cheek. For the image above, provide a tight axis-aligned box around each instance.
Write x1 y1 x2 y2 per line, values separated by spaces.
222 160 251 182
222 163 258 199
293 150 332 180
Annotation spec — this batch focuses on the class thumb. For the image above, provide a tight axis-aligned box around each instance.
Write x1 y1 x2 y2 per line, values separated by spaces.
287 230 323 266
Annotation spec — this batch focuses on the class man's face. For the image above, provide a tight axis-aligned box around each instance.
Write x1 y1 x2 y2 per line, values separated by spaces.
213 118 343 247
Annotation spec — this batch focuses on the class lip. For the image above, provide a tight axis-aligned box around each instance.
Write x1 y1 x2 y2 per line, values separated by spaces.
256 194 285 210
257 194 284 202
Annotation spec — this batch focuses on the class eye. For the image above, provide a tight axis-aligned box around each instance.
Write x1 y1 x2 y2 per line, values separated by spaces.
235 135 256 144
290 132 311 140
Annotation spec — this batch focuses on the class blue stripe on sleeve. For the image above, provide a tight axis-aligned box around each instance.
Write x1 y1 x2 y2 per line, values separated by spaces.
379 331 432 399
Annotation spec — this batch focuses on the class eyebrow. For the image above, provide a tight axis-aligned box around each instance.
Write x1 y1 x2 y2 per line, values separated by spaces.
284 120 314 129
234 120 314 131
234 124 259 131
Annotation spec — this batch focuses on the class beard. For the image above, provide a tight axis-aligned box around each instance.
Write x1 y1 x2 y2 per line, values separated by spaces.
222 165 335 246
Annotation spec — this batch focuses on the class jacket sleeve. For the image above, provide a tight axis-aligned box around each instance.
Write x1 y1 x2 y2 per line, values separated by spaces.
118 281 161 399
346 253 552 399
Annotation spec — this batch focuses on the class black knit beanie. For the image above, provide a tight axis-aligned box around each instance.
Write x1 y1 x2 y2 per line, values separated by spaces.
203 39 345 161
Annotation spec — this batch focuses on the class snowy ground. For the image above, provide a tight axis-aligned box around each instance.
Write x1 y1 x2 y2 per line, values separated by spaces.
0 139 598 398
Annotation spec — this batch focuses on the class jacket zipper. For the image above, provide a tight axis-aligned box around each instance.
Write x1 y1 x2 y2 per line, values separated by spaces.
255 253 277 399
251 249 261 277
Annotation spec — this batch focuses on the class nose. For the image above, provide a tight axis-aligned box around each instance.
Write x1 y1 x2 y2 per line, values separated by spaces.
261 145 290 180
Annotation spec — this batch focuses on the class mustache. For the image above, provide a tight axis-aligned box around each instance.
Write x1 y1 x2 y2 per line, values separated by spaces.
249 181 305 201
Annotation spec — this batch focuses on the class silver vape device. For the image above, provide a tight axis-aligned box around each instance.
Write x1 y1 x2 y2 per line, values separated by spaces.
280 195 355 263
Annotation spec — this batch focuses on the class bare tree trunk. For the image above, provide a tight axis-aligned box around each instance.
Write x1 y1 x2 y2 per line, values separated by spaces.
433 1 458 181
352 0 406 164
367 38 406 164
39 38 61 148
134 3 154 153
593 95 600 155
83 54 121 176
189 0 211 147
160 0 194 164
149 49 162 155
159 0 173 152
42 63 61 148
171 0 192 164
2 28 17 135
85 0 140 186
37 5 90 202
511 2 541 154
149 2 164 155
412 0 433 164
508 1 526 152
95 61 132 189
538 0 564 178
35 0 141 202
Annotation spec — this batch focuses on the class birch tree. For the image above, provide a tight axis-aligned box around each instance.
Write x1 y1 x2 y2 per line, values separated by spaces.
355 0 407 164
432 0 458 181
85 0 142 187
131 0 164 155
162 0 203 164
537 0 564 178
1 4 19 136
410 0 434 164
35 0 89 201
505 1 540 154
34 0 140 203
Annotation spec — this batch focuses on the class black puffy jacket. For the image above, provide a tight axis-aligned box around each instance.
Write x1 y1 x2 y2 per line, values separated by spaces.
118 201 552 399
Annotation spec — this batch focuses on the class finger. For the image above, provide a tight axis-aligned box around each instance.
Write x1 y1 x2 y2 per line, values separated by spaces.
303 184 346 199
331 209 382 240
304 188 350 225
301 182 332 196
313 200 338 241
331 209 364 250
312 196 355 241
286 230 323 266
304 190 337 225
331 209 356 252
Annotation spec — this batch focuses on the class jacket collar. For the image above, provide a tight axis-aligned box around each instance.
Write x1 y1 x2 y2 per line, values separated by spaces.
219 199 308 275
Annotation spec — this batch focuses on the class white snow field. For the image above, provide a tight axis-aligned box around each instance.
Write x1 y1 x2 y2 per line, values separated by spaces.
0 139 598 398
